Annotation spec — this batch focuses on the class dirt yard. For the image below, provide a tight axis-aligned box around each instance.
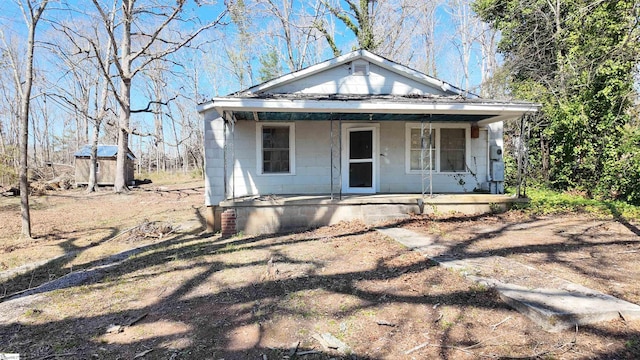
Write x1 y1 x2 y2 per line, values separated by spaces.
1 183 639 359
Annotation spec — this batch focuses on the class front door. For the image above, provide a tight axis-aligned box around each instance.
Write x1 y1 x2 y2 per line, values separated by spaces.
342 125 378 194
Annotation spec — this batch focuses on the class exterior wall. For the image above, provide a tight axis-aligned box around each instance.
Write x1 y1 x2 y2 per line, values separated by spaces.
204 110 226 206
207 119 503 203
378 122 492 193
268 63 449 96
228 120 333 197
74 157 127 185
125 160 135 185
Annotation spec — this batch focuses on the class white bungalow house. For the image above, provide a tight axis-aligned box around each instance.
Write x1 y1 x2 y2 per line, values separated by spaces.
198 50 538 235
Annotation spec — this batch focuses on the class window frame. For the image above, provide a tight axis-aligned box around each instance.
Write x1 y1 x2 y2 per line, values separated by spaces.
256 122 296 176
405 123 471 174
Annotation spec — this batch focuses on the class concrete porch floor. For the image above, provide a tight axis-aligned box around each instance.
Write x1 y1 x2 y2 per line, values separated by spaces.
214 193 528 235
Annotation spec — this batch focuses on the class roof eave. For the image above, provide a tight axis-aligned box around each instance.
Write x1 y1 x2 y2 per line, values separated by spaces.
200 98 540 123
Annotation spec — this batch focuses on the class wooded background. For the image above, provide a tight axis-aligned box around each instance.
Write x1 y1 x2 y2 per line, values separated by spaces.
1 0 639 235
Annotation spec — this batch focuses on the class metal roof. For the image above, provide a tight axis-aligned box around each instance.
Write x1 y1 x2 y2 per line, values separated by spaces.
74 145 136 160
219 93 534 105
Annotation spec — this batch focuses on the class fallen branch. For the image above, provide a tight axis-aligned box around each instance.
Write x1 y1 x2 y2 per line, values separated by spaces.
133 349 153 358
405 340 496 356
490 316 512 331
128 312 148 326
36 353 77 360
375 319 397 327
404 341 429 355
296 350 320 356
496 325 578 360
288 340 300 356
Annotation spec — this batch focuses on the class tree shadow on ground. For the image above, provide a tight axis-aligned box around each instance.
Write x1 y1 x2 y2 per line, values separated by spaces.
1 213 639 359
0 221 519 359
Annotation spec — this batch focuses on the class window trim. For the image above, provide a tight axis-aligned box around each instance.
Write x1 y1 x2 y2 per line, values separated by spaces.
256 122 296 176
405 123 471 174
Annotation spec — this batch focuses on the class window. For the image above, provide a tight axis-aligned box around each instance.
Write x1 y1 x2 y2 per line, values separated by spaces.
409 128 435 171
440 128 466 172
257 123 295 175
405 124 469 173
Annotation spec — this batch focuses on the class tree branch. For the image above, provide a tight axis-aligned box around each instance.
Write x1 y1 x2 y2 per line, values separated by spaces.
130 93 179 113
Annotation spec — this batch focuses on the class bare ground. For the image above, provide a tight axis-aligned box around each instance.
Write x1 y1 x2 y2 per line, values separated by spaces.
1 183 639 359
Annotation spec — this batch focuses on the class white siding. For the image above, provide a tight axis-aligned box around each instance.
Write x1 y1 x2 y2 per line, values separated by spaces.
228 121 334 197
268 63 449 96
214 120 501 200
204 111 225 206
378 122 491 193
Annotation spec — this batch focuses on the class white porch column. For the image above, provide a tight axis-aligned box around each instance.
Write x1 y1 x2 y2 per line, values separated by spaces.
204 111 225 231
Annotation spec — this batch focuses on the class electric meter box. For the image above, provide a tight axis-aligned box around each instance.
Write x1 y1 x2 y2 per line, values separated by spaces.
490 145 503 160
491 161 505 182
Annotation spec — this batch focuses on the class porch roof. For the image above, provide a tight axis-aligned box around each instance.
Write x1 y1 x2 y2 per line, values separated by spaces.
198 93 540 125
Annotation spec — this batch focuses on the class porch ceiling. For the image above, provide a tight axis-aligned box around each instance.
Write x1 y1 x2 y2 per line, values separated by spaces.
232 111 495 122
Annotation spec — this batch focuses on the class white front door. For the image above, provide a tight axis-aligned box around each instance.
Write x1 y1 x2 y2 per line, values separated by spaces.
342 125 378 194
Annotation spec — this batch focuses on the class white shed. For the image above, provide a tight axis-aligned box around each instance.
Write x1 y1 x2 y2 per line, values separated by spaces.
198 50 539 235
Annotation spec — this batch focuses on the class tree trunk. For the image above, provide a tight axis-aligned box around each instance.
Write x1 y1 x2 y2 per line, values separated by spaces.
114 78 131 192
87 122 100 193
113 0 133 193
17 1 49 238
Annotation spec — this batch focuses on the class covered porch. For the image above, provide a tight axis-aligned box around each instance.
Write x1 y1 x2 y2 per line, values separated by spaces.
198 50 540 236
212 193 527 235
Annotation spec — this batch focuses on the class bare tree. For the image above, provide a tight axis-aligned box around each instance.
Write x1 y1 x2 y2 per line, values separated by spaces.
445 0 480 91
256 0 327 72
90 0 227 192
0 0 49 238
143 60 171 173
46 8 117 192
318 0 377 52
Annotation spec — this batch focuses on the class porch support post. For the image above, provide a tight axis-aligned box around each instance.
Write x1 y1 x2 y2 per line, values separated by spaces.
231 116 236 199
222 112 228 200
516 114 531 198
339 117 342 200
205 205 221 232
330 114 334 200
329 114 342 200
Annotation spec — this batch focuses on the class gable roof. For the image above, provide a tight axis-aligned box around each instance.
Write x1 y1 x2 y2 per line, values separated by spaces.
74 145 136 160
235 49 472 98
197 50 540 124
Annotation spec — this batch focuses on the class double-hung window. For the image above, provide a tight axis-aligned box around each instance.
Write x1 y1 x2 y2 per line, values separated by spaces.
405 124 469 173
440 128 466 172
257 123 295 175
409 128 435 171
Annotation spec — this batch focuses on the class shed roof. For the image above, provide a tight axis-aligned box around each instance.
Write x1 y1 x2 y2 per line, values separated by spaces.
74 145 136 160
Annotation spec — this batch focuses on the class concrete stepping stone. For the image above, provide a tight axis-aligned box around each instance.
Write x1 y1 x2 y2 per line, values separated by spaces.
377 227 640 332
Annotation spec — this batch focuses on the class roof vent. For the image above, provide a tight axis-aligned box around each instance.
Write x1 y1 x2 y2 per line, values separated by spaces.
351 60 369 76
